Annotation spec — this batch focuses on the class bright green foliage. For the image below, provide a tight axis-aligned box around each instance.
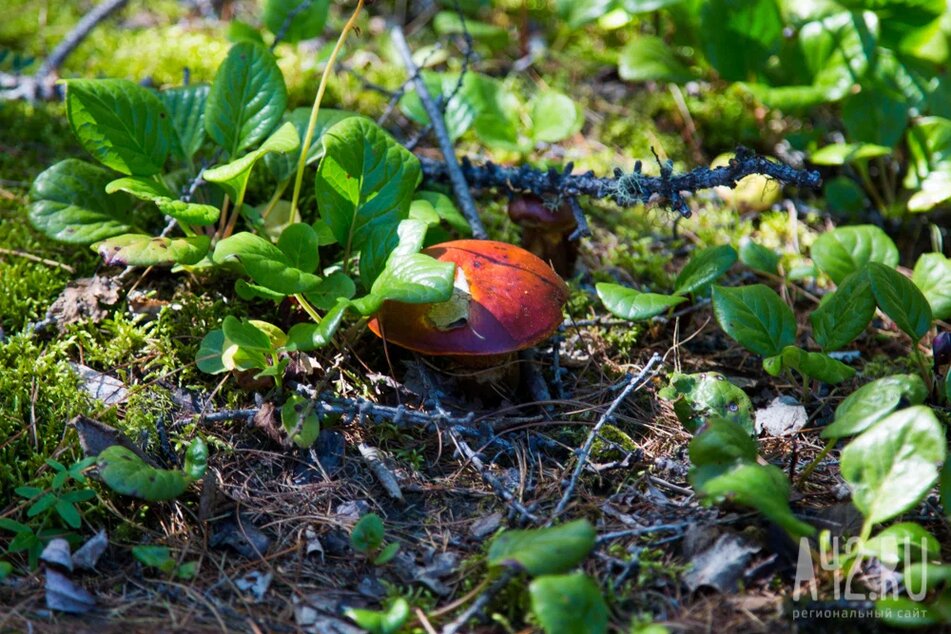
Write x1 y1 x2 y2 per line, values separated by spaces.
711 284 795 358
281 394 320 448
822 374 928 439
811 226 899 285
97 437 207 501
530 573 609 634
810 269 876 351
488 520 596 576
658 372 754 434
596 284 686 321
867 262 933 341
345 598 410 634
674 244 737 296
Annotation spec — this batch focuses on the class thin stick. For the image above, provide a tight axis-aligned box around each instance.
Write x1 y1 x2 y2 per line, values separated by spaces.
0 248 75 273
549 353 663 522
390 25 487 239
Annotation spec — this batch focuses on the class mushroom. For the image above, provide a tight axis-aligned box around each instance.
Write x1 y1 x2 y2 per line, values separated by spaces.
367 239 568 385
507 195 578 277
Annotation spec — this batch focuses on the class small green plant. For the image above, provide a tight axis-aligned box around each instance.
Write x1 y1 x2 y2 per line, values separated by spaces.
344 597 410 634
350 513 400 566
96 436 208 501
132 545 198 579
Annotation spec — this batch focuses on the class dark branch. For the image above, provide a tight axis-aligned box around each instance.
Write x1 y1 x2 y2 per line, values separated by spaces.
419 146 821 217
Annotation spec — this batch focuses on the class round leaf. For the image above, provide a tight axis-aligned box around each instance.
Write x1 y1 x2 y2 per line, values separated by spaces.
530 91 582 143
488 519 595 576
196 329 227 374
912 252 951 321
350 513 385 553
262 0 330 43
281 394 320 448
529 573 608 634
811 225 899 285
277 222 319 274
840 406 946 526
213 232 321 295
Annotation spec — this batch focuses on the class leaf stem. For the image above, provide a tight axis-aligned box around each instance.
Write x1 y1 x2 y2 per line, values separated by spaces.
797 437 835 487
295 293 322 324
289 0 365 218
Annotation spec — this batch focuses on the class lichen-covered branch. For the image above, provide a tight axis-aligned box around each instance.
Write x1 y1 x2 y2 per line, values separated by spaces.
419 146 821 217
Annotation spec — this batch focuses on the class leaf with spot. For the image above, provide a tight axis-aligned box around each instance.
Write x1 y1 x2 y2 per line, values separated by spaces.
822 374 928 439
92 233 210 267
29 159 134 244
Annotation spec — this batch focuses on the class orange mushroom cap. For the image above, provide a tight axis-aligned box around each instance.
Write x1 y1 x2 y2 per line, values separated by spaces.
367 240 569 356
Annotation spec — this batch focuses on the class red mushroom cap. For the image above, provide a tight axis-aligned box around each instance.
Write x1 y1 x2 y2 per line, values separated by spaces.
367 240 569 355
507 195 576 231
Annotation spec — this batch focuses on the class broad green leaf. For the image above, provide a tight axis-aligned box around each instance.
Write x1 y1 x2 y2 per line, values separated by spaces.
413 191 470 235
277 222 319 273
222 315 273 352
228 19 265 44
315 118 421 286
530 91 582 143
822 374 928 439
810 143 891 166
400 72 506 142
93 234 210 267
65 79 171 176
159 84 209 160
738 240 779 275
688 417 759 466
106 176 220 225
250 319 287 349
205 42 287 156
618 34 693 83
596 284 687 321
905 117 951 211
711 284 796 357
811 225 899 285
203 121 299 200
196 329 227 374
132 545 175 571
674 245 737 296
281 394 320 448
699 0 783 81
0 562 12 580
263 0 330 43
860 523 939 568
179 438 207 482
840 405 945 525
285 299 350 351
488 519 596 576
810 269 876 351
351 513 385 553
841 88 909 149
529 573 608 634
776 346 855 384
659 372 754 434
97 446 191 501
303 271 356 310
867 262 933 341
29 159 134 244
362 253 455 314
912 253 951 320
214 232 321 295
345 598 410 634
373 542 400 566
695 462 814 538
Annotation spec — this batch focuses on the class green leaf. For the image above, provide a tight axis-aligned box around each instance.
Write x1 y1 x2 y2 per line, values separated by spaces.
29 159 134 244
659 372 754 434
281 394 320 448
205 42 287 156
867 262 933 341
433 11 509 49
400 72 509 142
159 84 209 160
97 446 191 501
688 417 759 467
265 108 358 181
65 79 172 176
373 542 400 566
912 252 951 320
841 87 909 149
840 405 946 525
860 522 939 568
810 269 876 351
811 225 899 284
213 231 321 295
618 34 693 83
262 0 330 43
596 284 686 321
351 513 385 553
0 562 12 580
203 121 299 200
738 240 780 275
105 176 220 226
55 500 82 529
303 271 356 310
27 493 57 517
822 374 928 439
695 462 815 538
412 191 470 236
92 234 210 267
345 598 410 634
529 573 608 634
277 222 319 274
235 279 285 302
488 519 596 576
222 315 273 352
674 245 737 296
530 91 582 143
285 299 350 351
183 437 208 480
699 0 783 81
777 346 855 384
315 118 421 286
905 116 951 211
810 142 892 166
196 329 227 374
132 545 174 571
712 284 796 357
